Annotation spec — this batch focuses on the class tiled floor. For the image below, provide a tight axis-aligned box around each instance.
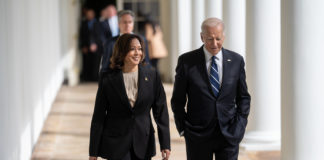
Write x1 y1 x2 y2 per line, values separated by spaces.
31 83 280 160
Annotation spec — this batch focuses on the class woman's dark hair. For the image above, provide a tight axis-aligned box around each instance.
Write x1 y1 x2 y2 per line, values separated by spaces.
110 34 145 69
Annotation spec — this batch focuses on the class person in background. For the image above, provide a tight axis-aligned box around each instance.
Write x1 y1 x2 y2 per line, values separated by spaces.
99 4 119 45
106 5 119 37
100 10 150 73
89 34 170 160
143 18 168 71
79 9 103 81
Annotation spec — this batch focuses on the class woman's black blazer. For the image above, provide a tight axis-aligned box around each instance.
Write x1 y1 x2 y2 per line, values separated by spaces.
89 65 170 159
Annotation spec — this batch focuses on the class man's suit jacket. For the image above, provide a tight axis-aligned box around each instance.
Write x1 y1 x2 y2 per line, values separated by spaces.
79 19 103 52
99 20 113 45
89 65 170 159
100 35 119 73
171 46 251 146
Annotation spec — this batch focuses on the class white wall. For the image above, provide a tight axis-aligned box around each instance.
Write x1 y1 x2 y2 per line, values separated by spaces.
59 0 81 86
0 0 79 159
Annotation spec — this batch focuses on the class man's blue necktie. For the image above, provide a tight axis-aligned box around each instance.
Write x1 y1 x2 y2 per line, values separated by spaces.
209 56 220 96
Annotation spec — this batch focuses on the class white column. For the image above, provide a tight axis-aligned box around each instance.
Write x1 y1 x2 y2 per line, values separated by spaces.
168 0 192 82
169 0 179 82
205 0 222 19
60 0 81 86
242 0 281 150
281 0 324 159
158 0 173 82
222 0 246 58
0 0 10 158
191 0 205 49
117 0 123 10
0 0 79 159
178 0 192 54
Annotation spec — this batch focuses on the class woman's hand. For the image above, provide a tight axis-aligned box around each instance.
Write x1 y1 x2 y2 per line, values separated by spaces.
161 149 170 160
89 156 97 160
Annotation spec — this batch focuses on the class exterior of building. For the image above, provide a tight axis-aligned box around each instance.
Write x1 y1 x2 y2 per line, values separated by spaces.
1 0 324 159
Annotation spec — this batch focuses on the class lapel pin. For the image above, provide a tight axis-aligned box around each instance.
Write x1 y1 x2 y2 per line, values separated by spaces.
227 59 231 62
145 77 148 81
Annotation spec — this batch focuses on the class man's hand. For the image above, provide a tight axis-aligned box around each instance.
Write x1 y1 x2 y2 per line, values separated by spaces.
161 149 170 160
90 44 97 52
89 156 97 160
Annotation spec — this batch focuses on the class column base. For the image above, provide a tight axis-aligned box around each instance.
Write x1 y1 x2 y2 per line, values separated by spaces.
240 131 281 151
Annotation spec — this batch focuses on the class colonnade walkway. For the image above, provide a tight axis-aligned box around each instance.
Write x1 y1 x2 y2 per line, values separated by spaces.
31 83 279 160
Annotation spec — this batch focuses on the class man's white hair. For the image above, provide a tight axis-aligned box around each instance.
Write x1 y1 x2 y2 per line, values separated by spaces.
201 18 225 35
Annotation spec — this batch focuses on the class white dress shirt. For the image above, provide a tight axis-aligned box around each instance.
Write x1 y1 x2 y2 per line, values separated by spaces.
203 46 223 86
123 70 138 108
108 15 119 37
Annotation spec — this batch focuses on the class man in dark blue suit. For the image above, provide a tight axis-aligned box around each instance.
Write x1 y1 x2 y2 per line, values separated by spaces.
171 18 251 160
99 9 112 46
79 9 102 81
99 5 119 45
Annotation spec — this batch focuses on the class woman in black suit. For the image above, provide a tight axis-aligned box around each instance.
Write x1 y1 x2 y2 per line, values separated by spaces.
89 34 171 160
